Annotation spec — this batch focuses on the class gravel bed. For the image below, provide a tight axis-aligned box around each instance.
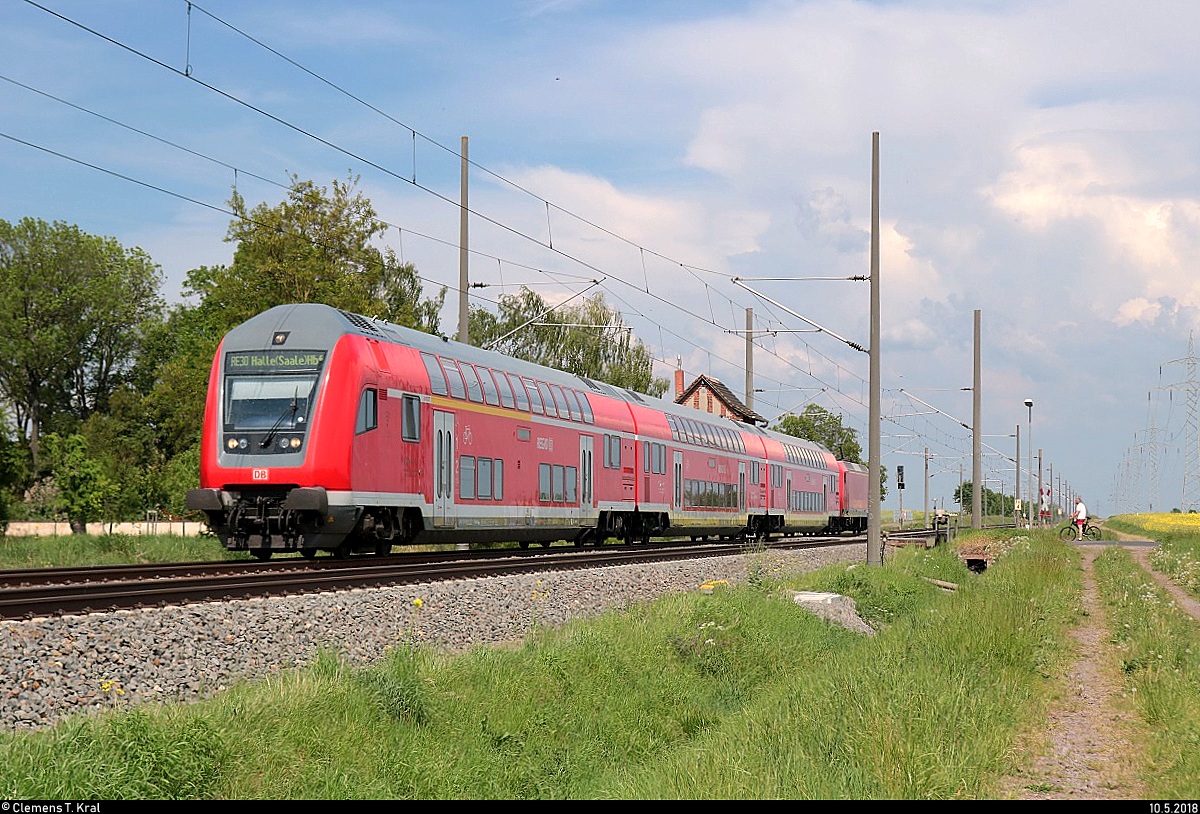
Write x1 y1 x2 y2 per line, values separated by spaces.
0 543 864 733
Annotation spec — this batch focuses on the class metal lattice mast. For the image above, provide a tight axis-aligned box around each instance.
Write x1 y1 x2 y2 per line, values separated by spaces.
1163 332 1200 512
1145 389 1164 511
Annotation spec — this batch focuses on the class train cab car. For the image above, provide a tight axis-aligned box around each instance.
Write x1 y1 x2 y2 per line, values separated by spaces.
831 460 869 533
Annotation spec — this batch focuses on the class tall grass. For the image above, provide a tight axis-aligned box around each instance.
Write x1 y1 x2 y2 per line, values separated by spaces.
1093 546 1200 798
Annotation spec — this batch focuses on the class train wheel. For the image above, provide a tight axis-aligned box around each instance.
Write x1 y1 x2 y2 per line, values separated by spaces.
375 542 393 556
251 549 272 561
300 548 317 560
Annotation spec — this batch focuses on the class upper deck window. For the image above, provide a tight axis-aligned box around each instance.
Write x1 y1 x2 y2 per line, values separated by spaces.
440 359 467 400
420 352 448 396
459 362 484 403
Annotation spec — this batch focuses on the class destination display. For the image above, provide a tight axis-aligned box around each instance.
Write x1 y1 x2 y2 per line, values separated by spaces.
225 350 327 372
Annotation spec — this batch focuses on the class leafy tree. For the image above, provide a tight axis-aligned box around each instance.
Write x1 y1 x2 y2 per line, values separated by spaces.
468 287 668 396
40 432 117 533
0 217 163 474
189 173 445 335
954 480 1015 517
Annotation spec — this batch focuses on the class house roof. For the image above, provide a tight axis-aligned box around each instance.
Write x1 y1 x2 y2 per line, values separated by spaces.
676 374 767 426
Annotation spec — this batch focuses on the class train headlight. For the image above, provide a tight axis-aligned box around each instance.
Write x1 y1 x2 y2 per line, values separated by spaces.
239 438 248 449
278 437 289 449
226 438 238 450
289 437 301 449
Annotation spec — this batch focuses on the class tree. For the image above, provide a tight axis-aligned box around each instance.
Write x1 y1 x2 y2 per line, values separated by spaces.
468 287 668 396
955 480 1013 517
772 405 863 463
0 218 163 475
189 173 445 335
40 432 117 534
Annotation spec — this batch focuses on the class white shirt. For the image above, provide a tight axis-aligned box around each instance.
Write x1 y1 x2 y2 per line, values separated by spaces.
1073 501 1087 522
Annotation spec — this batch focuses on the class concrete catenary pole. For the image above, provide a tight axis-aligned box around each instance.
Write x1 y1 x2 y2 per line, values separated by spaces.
745 307 754 410
458 135 469 343
924 447 930 528
972 310 982 528
868 132 883 566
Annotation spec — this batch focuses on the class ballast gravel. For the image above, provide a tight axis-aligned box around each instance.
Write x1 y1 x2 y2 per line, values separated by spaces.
0 543 865 733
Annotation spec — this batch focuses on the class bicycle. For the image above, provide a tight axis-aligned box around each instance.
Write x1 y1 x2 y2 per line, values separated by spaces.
1059 521 1101 542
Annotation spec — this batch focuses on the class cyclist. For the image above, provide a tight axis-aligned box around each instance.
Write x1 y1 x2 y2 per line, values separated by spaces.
1071 496 1088 541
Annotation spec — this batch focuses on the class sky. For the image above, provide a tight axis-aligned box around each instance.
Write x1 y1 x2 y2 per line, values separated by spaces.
2 0 1199 519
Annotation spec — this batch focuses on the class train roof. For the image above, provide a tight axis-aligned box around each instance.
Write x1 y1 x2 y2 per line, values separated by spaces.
230 303 838 460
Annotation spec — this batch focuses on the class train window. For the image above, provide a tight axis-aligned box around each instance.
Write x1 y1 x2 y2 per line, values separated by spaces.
506 373 529 411
356 389 378 434
459 363 484 403
552 464 565 502
490 369 515 408
420 353 448 396
643 440 651 473
493 459 504 500
517 427 531 441
562 387 583 421
226 375 316 432
477 367 500 406
549 383 572 418
565 466 577 503
478 458 492 499
402 394 420 442
539 463 552 501
576 390 594 423
666 415 679 441
654 442 665 474
537 382 558 417
605 434 621 469
522 377 544 414
440 359 467 399
460 456 476 499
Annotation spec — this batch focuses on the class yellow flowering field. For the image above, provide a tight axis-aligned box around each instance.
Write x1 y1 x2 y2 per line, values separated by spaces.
1118 513 1200 534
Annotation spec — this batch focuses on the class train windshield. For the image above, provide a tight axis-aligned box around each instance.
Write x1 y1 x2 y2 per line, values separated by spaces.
225 376 317 431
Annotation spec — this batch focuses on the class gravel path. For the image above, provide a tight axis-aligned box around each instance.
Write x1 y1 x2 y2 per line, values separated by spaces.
1 543 865 733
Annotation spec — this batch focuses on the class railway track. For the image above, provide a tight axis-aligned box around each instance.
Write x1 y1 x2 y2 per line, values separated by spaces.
0 535 858 620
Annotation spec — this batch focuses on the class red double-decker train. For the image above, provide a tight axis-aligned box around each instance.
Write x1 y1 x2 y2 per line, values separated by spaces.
186 303 869 558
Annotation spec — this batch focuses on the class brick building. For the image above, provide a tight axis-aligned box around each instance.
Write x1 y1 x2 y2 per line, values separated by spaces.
673 366 766 427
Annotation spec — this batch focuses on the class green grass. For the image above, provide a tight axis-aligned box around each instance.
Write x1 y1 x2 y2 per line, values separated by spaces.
1 526 1197 798
0 531 247 568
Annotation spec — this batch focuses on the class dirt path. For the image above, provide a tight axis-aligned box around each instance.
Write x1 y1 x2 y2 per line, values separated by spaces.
1000 530 1200 799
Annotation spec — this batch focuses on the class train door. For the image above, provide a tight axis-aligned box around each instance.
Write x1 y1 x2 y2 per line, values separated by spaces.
739 462 746 513
786 471 793 520
673 451 683 509
433 410 455 527
579 435 594 520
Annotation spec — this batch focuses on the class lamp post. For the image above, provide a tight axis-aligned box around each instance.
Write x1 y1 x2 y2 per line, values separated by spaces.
1024 398 1034 529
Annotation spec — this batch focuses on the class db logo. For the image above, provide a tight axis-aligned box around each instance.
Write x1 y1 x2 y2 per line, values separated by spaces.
252 469 270 480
